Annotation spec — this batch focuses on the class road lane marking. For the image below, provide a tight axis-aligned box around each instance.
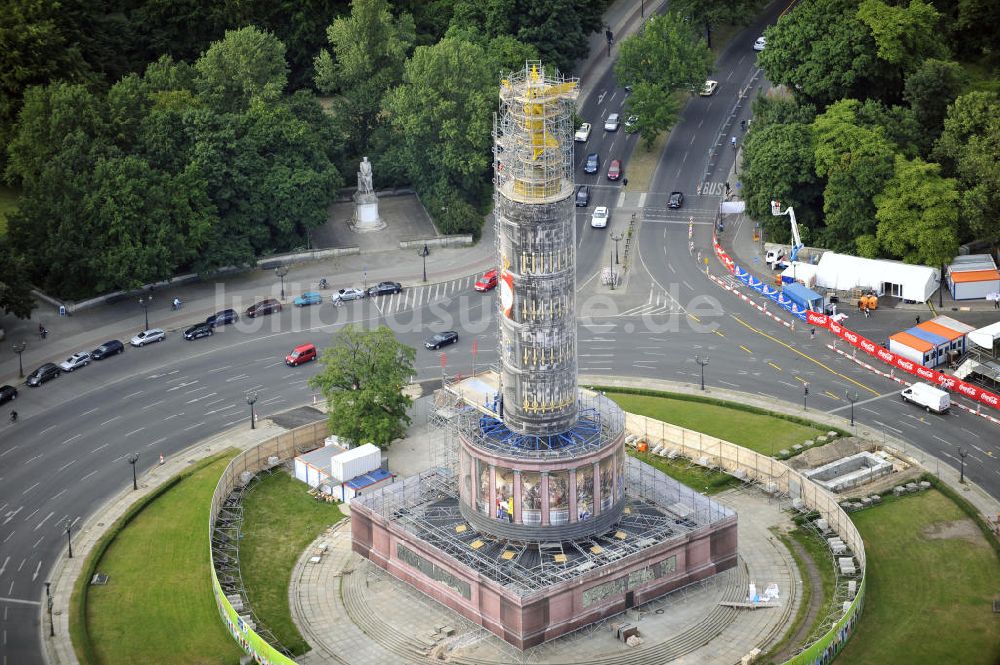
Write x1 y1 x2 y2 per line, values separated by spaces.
731 315 879 396
57 459 76 472
124 427 145 438
739 345 752 354
768 362 782 372
91 443 109 453
99 416 120 426
121 390 144 400
81 470 99 482
60 434 80 446
872 420 902 433
33 512 54 531
141 399 165 411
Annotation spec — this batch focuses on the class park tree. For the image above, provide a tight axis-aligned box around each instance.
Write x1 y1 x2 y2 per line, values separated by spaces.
309 325 417 448
0 239 35 319
741 121 823 241
615 13 714 145
902 60 967 154
857 0 947 73
874 155 959 266
314 0 416 158
670 0 764 48
933 92 1000 242
195 26 289 113
854 99 921 158
811 99 896 252
757 0 895 107
383 37 496 232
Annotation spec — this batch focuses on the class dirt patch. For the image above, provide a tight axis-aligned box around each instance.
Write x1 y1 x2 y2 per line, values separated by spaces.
921 519 989 546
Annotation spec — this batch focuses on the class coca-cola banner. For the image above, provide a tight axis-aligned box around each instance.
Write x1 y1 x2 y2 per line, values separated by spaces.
806 312 1000 410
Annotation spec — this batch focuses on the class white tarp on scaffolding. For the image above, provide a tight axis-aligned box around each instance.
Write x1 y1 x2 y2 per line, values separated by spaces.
969 321 1000 351
814 252 938 302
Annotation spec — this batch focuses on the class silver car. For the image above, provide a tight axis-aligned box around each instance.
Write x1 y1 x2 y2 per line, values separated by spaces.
332 288 366 304
130 328 166 347
59 352 91 372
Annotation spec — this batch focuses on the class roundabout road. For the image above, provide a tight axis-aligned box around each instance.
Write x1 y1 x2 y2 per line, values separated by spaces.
2 3 997 664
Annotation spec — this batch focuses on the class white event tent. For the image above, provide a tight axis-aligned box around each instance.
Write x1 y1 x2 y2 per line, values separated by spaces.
814 252 938 303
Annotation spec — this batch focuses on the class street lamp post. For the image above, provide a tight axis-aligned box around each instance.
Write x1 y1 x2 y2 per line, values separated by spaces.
66 526 73 559
275 265 289 300
421 244 429 282
641 0 645 17
611 232 623 265
138 295 151 330
803 383 809 410
45 582 54 636
695 355 710 391
127 453 140 490
959 448 967 483
12 341 27 378
845 390 859 427
609 245 615 290
246 390 259 430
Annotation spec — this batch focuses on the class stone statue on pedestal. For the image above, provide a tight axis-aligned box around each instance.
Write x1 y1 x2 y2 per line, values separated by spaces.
352 156 384 231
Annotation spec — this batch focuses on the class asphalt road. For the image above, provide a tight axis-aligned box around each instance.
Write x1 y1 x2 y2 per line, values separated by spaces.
2 3 998 664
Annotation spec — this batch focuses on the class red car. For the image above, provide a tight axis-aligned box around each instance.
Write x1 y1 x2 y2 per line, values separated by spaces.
607 159 622 181
475 269 498 292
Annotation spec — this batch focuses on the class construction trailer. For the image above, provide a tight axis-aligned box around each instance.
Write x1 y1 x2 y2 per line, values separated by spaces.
814 252 938 303
888 316 975 368
947 254 1000 301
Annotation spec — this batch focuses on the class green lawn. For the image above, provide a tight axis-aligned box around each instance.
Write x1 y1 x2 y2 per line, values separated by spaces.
632 450 741 494
606 391 828 456
84 454 244 665
0 184 18 236
239 471 344 655
838 490 1000 665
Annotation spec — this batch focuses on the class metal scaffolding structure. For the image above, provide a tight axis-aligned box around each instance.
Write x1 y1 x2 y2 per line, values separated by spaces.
352 455 735 599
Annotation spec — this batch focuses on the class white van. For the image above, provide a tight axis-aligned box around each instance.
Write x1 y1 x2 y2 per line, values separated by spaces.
900 382 950 414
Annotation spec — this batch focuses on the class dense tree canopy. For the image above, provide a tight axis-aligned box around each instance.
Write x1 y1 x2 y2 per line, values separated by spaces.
309 324 416 448
615 12 714 147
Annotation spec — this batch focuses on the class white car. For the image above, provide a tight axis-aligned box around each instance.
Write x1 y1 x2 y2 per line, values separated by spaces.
604 113 620 131
59 352 91 372
574 123 591 142
332 287 366 304
591 206 610 228
700 80 719 96
754 36 766 51
130 328 166 347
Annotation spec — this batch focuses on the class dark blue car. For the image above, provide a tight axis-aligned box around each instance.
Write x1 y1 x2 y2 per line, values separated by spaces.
584 153 600 174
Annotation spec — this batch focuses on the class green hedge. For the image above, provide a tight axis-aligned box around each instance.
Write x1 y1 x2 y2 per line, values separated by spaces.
69 450 236 664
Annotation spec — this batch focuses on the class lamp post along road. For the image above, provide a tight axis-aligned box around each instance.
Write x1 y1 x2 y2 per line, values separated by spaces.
803 383 809 410
845 390 859 427
275 265 289 300
611 232 623 265
246 390 259 430
695 355 710 391
138 295 151 330
959 448 968 483
421 244 429 282
66 526 73 559
12 341 27 378
127 453 140 490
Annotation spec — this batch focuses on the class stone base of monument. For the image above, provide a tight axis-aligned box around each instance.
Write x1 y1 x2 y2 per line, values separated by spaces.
350 196 386 232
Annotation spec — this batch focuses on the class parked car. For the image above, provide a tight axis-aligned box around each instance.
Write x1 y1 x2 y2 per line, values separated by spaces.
607 159 622 181
425 331 459 350
245 299 282 318
368 281 402 297
285 343 317 366
0 385 18 405
26 363 60 387
475 270 498 292
624 115 638 132
754 36 766 51
668 191 684 209
58 352 91 372
604 113 620 131
293 292 322 307
91 340 124 360
131 328 166 347
332 288 366 304
184 323 214 340
700 80 719 96
584 153 600 174
574 123 591 142
206 309 239 327
591 206 610 228
575 185 591 207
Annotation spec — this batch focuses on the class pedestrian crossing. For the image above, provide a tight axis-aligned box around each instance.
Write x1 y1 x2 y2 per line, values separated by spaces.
366 273 485 316
618 285 683 317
